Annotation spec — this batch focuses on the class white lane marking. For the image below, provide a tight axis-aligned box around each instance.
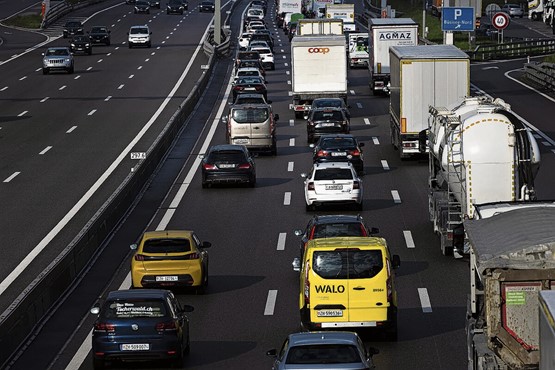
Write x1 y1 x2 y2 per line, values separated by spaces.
418 288 433 313
364 118 370 125
533 133 541 139
115 47 120 50
97 59 103 63
145 58 150 62
74 75 80 80
287 80 291 85
277 233 286 251
40 97 49 103
35 68 41 72
129 74 134 79
19 76 27 81
284 62 288 67
162 41 166 44
543 141 552 147
289 138 295 146
66 126 77 133
403 230 415 249
372 137 380 145
264 290 278 315
281 49 284 52
381 160 390 170
111 24 115 27
104 96 112 102
350 89 355 95
156 46 161 50
288 162 294 172
356 102 362 109
88 109 97 116
289 119 294 126
166 36 170 39
3 172 20 182
59 85 66 91
286 71 290 75
157 209 176 231
282 55 286 59
391 190 401 203
151 52 155 55
106 53 111 56
87 67 92 71
39 146 53 155
0 86 7 91
117 84 124 89
18 111 27 117
137 66 143 70
284 192 291 205
117 19 121 22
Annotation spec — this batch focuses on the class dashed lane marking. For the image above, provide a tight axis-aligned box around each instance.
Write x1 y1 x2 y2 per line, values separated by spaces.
66 126 77 133
356 102 362 108
364 118 370 125
3 172 20 182
118 84 124 89
59 85 66 91
391 190 401 203
289 119 294 126
19 76 27 81
277 233 286 250
372 137 379 145
350 89 355 95
288 162 294 172
40 97 49 103
39 146 52 155
289 138 295 146
418 288 432 313
264 290 278 315
403 230 415 248
381 160 389 170
105 96 112 102
17 111 27 117
88 109 96 116
284 192 291 205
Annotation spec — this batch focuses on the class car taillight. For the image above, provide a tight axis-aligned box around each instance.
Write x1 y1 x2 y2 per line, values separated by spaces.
307 120 314 126
95 322 115 333
341 121 348 126
316 150 328 157
349 149 360 156
185 252 200 260
308 182 315 190
203 163 217 170
255 85 264 91
304 265 310 304
156 320 177 331
134 254 145 261
233 86 243 91
238 163 251 169
386 262 393 302
353 181 360 189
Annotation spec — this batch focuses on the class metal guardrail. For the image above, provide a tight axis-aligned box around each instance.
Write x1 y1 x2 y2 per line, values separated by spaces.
41 0 105 29
524 62 555 92
467 39 555 61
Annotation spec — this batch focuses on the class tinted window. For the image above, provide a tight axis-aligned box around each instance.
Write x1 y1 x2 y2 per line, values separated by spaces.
73 36 88 42
313 250 383 279
312 111 343 121
235 97 265 104
232 108 269 123
66 22 81 27
130 27 148 34
91 27 107 33
314 168 353 180
102 299 167 319
313 223 365 238
46 49 69 56
208 150 246 162
143 238 191 253
314 100 343 109
320 137 356 149
286 344 361 364
236 77 263 84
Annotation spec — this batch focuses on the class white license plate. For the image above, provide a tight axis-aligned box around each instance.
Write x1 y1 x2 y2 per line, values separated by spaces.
331 152 347 156
218 164 235 168
325 185 343 190
245 87 256 91
156 276 178 282
234 138 249 144
321 122 335 127
317 310 343 317
121 343 149 351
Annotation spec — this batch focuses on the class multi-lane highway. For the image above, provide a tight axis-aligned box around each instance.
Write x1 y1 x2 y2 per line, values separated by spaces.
2 1 555 369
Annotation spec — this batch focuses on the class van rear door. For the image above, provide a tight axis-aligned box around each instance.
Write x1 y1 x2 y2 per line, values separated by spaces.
230 107 253 145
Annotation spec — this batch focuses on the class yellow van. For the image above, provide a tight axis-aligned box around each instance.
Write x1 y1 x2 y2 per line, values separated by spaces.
297 237 400 340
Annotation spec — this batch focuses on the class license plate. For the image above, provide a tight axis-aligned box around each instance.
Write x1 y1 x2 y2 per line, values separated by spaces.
325 185 343 190
121 343 149 351
320 122 335 127
245 87 256 91
156 276 178 282
234 138 249 144
317 310 343 317
331 152 347 156
218 164 235 168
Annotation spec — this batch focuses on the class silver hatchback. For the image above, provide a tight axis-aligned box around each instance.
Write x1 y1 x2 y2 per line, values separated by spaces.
42 47 74 75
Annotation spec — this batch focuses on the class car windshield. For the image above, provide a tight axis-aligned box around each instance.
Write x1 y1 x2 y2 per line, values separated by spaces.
239 52 260 59
208 150 246 162
46 49 69 56
130 27 148 34
66 22 81 27
237 77 263 84
320 137 356 149
312 250 383 279
142 238 191 253
202 1 213 4
103 299 167 319
313 223 366 238
72 36 88 42
137 0 148 5
232 108 269 123
314 168 353 180
256 48 271 54
240 60 261 68
91 27 107 33
286 344 362 364
312 110 343 121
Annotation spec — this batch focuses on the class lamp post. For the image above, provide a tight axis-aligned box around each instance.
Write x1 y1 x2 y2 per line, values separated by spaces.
214 0 221 44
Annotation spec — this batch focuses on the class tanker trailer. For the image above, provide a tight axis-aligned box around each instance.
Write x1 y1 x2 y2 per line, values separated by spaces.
426 96 541 257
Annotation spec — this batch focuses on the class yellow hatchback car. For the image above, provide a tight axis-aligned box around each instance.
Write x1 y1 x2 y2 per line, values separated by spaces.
130 230 211 293
295 236 400 340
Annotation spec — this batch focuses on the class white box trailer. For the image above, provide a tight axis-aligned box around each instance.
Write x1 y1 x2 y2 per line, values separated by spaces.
325 4 356 32
290 35 347 118
277 0 302 14
367 18 418 95
540 290 555 370
297 18 344 36
389 45 469 159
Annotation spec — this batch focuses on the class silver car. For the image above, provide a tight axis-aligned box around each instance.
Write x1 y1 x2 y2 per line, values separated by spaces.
266 331 378 369
42 47 74 75
501 4 524 17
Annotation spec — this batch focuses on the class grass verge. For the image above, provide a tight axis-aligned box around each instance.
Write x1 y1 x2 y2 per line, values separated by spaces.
3 14 42 29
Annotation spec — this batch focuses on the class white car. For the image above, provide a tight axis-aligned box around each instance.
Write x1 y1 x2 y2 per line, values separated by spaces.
249 46 274 70
302 162 363 211
128 25 151 48
248 40 271 50
238 32 252 50
234 67 266 83
247 8 264 19
247 23 267 32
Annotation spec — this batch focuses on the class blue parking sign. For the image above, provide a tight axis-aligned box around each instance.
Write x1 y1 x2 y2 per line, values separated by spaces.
442 7 475 31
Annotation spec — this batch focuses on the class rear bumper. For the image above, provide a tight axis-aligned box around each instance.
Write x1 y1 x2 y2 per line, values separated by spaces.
92 338 182 362
203 171 253 184
306 192 362 206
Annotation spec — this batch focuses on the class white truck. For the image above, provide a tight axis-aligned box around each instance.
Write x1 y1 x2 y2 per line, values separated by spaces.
367 18 418 95
277 0 302 14
325 4 356 32
347 33 368 68
529 0 546 20
389 44 469 159
297 18 343 36
543 0 554 26
540 290 555 370
427 96 541 256
290 34 347 118
465 203 555 369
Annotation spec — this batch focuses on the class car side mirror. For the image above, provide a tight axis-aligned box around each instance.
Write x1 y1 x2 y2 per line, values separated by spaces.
292 258 301 272
181 304 194 313
274 114 279 121
369 227 379 235
266 349 277 358
201 241 212 249
294 229 302 236
392 254 401 269
130 243 138 250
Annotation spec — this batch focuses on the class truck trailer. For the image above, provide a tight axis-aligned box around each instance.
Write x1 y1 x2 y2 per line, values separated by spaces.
296 18 344 36
367 18 418 95
348 33 369 68
465 204 555 369
325 3 356 32
389 44 469 159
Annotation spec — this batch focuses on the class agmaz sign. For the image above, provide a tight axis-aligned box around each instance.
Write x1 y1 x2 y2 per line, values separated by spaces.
378 30 414 41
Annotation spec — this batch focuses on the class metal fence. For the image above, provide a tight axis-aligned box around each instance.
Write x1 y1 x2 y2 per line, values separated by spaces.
524 62 555 92
467 39 555 61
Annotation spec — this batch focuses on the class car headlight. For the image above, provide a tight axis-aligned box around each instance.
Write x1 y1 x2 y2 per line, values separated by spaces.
65 58 70 62
85 43 90 47
71 43 75 47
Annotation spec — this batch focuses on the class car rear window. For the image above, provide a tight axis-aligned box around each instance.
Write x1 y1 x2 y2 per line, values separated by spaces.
286 344 362 364
312 110 343 121
232 108 269 123
314 168 353 180
320 137 355 149
103 299 167 319
235 97 265 104
313 223 365 238
314 100 343 109
312 250 383 279
208 150 246 162
143 238 191 253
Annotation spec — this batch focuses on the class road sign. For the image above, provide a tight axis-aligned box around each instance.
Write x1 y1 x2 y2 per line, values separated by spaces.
492 12 510 30
442 7 475 32
485 3 501 19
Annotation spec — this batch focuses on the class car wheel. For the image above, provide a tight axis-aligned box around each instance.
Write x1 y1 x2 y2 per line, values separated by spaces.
92 358 105 370
42 68 48 75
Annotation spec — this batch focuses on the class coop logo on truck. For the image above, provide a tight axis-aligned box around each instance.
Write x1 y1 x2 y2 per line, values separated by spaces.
315 285 345 293
378 30 414 41
308 47 330 54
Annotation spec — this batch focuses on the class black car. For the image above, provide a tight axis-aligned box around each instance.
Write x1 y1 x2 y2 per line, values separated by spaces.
310 97 351 119
63 20 84 38
312 134 364 174
148 0 161 8
90 289 193 369
167 0 187 13
201 144 256 188
232 76 267 102
88 26 111 45
69 35 92 55
306 107 350 143
199 1 215 12
294 214 378 258
134 0 151 13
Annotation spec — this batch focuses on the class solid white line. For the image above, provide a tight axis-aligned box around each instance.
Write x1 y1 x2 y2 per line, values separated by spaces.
59 85 66 91
289 138 295 146
129 74 134 79
18 111 27 117
39 146 53 155
88 109 97 116
364 118 370 125
418 288 432 313
403 230 415 249
264 290 278 315
66 126 77 133
0 86 7 91
289 119 294 126
372 137 380 145
277 233 286 250
356 102 362 109
3 172 20 182
350 89 355 95
381 160 389 170
40 97 49 103
117 84 124 89
104 96 112 102
391 190 401 203
19 76 27 81
287 162 294 172
284 192 291 205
